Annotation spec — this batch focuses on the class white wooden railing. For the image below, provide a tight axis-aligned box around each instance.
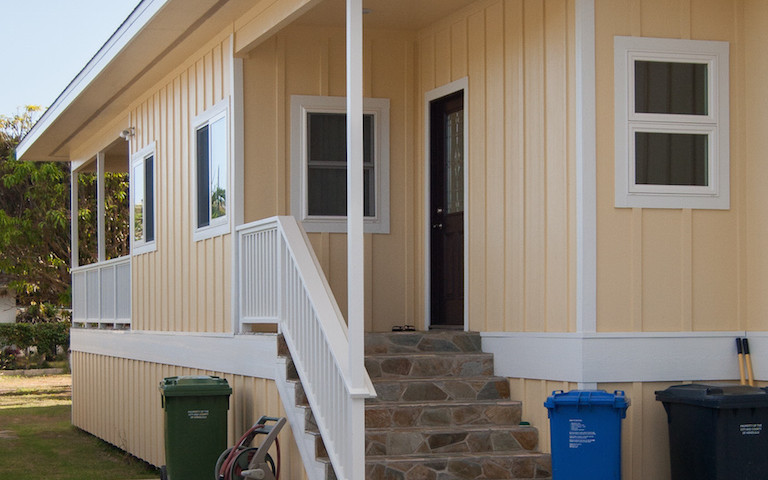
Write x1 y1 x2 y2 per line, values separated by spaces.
237 216 376 480
72 256 131 328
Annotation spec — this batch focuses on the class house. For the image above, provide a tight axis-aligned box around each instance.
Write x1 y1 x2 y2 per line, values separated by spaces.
0 275 16 324
16 0 768 478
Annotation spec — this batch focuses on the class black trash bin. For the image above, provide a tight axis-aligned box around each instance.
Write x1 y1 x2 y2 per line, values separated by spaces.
656 384 768 480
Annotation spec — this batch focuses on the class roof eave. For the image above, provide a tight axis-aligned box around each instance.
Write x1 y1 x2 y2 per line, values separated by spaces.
16 0 169 162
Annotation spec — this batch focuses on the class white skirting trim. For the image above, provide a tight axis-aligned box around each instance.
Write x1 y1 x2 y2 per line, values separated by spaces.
70 329 278 379
482 331 767 384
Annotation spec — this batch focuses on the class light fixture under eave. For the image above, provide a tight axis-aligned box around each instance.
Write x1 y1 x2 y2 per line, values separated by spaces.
119 127 135 140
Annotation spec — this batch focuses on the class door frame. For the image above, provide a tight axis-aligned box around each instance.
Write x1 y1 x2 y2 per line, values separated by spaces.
424 77 469 330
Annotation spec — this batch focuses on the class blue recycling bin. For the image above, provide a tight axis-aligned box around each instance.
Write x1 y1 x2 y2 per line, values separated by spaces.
544 390 630 480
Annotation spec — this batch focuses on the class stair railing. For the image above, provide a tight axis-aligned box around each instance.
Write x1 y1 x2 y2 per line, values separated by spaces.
237 216 376 480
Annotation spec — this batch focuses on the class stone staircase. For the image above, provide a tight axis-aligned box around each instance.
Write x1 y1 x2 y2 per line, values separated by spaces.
279 331 552 480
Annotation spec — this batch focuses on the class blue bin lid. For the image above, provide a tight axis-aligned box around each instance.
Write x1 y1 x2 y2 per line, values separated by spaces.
544 389 630 411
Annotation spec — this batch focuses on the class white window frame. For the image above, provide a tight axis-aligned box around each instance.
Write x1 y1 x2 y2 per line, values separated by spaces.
290 95 390 234
614 36 729 209
193 100 230 242
130 142 157 255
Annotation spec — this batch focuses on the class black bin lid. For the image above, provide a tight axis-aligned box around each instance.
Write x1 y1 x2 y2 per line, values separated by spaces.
655 384 768 409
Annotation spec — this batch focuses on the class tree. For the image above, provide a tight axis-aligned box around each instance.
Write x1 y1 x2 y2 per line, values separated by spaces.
0 106 71 305
0 106 130 307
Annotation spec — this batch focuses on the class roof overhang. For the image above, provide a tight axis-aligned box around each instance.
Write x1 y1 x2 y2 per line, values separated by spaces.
17 0 478 163
17 0 254 162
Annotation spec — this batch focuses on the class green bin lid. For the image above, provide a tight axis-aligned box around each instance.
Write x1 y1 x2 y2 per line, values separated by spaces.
159 375 232 397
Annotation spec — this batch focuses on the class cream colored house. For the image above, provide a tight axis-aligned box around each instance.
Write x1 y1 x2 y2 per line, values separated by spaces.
17 0 768 479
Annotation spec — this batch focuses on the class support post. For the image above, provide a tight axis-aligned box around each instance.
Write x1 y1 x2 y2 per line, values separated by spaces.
96 151 106 263
71 170 79 269
346 0 365 478
346 0 364 392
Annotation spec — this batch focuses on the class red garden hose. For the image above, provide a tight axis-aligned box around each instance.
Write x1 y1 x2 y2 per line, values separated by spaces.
216 416 284 480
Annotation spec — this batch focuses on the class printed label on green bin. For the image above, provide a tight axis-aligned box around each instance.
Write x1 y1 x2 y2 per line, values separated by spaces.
740 423 763 436
188 409 209 420
569 418 596 449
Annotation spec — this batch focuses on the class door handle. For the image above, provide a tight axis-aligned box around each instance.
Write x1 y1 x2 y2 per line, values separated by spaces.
432 223 443 230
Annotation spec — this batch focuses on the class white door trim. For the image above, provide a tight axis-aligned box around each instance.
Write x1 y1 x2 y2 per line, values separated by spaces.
424 77 469 331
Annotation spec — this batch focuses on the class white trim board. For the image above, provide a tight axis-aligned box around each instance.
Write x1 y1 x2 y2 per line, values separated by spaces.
71 329 278 379
483 331 767 383
575 0 597 333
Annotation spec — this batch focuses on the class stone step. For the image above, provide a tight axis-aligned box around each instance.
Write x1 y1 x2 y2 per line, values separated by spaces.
365 451 552 480
365 331 482 355
365 424 541 456
365 399 522 428
365 351 494 379
369 376 510 404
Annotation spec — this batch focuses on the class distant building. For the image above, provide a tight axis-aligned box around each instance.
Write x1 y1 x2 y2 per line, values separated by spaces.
0 275 16 324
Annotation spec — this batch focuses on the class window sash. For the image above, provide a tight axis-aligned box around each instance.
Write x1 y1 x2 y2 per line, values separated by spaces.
131 145 156 254
614 36 729 209
305 112 375 218
195 113 228 230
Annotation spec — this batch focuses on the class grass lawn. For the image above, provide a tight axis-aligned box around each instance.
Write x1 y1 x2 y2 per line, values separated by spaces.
0 374 159 480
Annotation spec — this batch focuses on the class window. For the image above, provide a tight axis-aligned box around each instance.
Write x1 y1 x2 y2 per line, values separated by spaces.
291 95 390 233
193 101 229 240
614 36 729 209
131 143 156 254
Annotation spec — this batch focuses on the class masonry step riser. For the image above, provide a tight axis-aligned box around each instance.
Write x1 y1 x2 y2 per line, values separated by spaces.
365 401 522 429
365 353 494 379
365 332 482 355
369 377 511 404
365 426 540 457
365 453 552 480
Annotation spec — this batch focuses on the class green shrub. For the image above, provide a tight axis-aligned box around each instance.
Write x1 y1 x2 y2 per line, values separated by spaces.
0 321 70 366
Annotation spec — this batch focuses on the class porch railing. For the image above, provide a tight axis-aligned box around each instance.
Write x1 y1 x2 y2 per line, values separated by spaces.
71 256 131 328
237 216 376 480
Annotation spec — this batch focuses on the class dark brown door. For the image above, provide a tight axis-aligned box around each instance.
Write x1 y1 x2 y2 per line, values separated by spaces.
430 91 464 328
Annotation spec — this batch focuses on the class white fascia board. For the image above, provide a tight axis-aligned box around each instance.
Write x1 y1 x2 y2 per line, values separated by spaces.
16 0 168 161
483 331 750 383
71 329 279 379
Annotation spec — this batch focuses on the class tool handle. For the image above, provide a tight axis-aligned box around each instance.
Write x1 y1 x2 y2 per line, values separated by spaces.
737 338 746 385
743 338 751 355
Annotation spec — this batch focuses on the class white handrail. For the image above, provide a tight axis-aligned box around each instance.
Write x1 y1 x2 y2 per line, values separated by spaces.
72 256 131 328
237 216 376 480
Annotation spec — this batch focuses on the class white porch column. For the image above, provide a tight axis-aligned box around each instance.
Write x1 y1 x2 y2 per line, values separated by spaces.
71 170 79 269
346 0 364 390
96 151 106 262
346 0 366 478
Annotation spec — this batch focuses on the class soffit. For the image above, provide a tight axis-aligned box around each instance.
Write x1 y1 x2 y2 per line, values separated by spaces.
295 0 478 30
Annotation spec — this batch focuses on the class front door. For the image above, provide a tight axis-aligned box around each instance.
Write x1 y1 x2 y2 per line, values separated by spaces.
429 91 464 328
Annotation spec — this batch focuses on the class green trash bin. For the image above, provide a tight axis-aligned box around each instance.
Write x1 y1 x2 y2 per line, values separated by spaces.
159 375 232 480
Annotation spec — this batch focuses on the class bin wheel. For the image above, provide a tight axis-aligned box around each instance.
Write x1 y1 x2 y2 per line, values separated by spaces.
160 465 168 480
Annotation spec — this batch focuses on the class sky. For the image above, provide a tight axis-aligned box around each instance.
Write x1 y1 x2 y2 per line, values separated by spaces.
0 0 139 116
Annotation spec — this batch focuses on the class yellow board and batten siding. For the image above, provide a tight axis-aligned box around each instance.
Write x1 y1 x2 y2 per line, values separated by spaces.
242 25 419 332
417 0 577 333
129 33 233 333
71 352 308 480
595 0 742 333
